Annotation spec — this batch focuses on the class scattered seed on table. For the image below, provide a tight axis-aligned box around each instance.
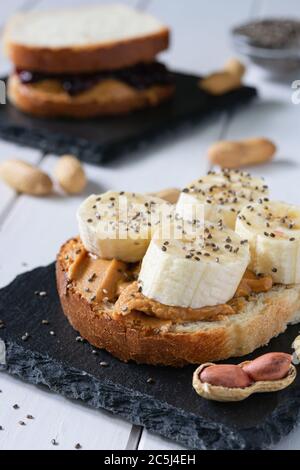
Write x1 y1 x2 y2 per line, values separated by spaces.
49 331 55 336
75 443 82 450
75 336 84 342
146 378 155 384
91 350 97 355
39 291 47 297
13 404 20 410
26 415 34 420
100 361 109 367
21 333 30 342
19 421 26 426
41 319 49 325
51 438 58 446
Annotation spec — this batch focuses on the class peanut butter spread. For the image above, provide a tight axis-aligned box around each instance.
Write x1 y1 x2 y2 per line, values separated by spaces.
64 239 273 324
115 282 236 321
27 79 149 104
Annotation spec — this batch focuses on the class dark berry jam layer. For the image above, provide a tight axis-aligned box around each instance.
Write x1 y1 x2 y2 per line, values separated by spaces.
17 62 174 96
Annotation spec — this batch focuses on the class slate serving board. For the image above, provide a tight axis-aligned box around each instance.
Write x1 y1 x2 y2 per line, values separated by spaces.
0 73 257 164
1 263 299 450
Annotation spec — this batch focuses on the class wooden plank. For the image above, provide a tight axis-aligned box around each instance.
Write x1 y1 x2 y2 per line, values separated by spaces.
139 432 186 451
260 0 300 16
37 0 139 10
0 373 132 450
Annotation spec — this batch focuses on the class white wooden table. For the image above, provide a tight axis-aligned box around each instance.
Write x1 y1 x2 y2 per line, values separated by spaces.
0 0 300 450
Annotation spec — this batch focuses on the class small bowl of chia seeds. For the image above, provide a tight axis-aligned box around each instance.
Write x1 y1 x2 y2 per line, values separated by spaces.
231 18 300 74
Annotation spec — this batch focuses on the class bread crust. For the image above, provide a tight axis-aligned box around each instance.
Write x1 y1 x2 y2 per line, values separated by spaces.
8 74 175 118
5 29 169 74
56 239 300 367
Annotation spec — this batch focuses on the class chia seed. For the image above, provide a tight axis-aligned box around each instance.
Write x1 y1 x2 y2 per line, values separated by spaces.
233 19 300 49
100 361 109 367
146 378 155 384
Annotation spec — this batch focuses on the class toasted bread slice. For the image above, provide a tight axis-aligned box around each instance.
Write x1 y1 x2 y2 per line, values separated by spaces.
56 238 300 367
8 73 175 118
4 4 169 73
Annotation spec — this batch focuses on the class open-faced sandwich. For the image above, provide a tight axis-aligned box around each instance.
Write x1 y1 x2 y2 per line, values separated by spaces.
56 170 300 366
4 4 174 118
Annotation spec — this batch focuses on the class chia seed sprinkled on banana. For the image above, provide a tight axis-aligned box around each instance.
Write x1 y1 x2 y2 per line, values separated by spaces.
176 170 269 230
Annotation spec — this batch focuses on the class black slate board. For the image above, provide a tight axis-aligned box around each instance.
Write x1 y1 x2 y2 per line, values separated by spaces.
1 264 299 450
0 73 257 164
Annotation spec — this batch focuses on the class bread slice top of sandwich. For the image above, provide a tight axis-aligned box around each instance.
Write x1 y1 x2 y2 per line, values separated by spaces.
4 3 170 73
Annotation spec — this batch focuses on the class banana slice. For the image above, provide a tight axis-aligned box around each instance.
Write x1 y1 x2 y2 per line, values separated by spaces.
138 222 250 309
235 200 300 284
176 170 269 229
77 191 172 262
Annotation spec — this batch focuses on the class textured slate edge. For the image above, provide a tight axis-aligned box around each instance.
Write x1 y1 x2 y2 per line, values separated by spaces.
0 88 257 165
2 340 300 450
0 125 103 164
0 116 213 165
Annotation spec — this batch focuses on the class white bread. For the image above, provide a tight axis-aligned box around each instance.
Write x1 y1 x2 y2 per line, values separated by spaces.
56 238 300 367
8 73 175 118
4 4 170 73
